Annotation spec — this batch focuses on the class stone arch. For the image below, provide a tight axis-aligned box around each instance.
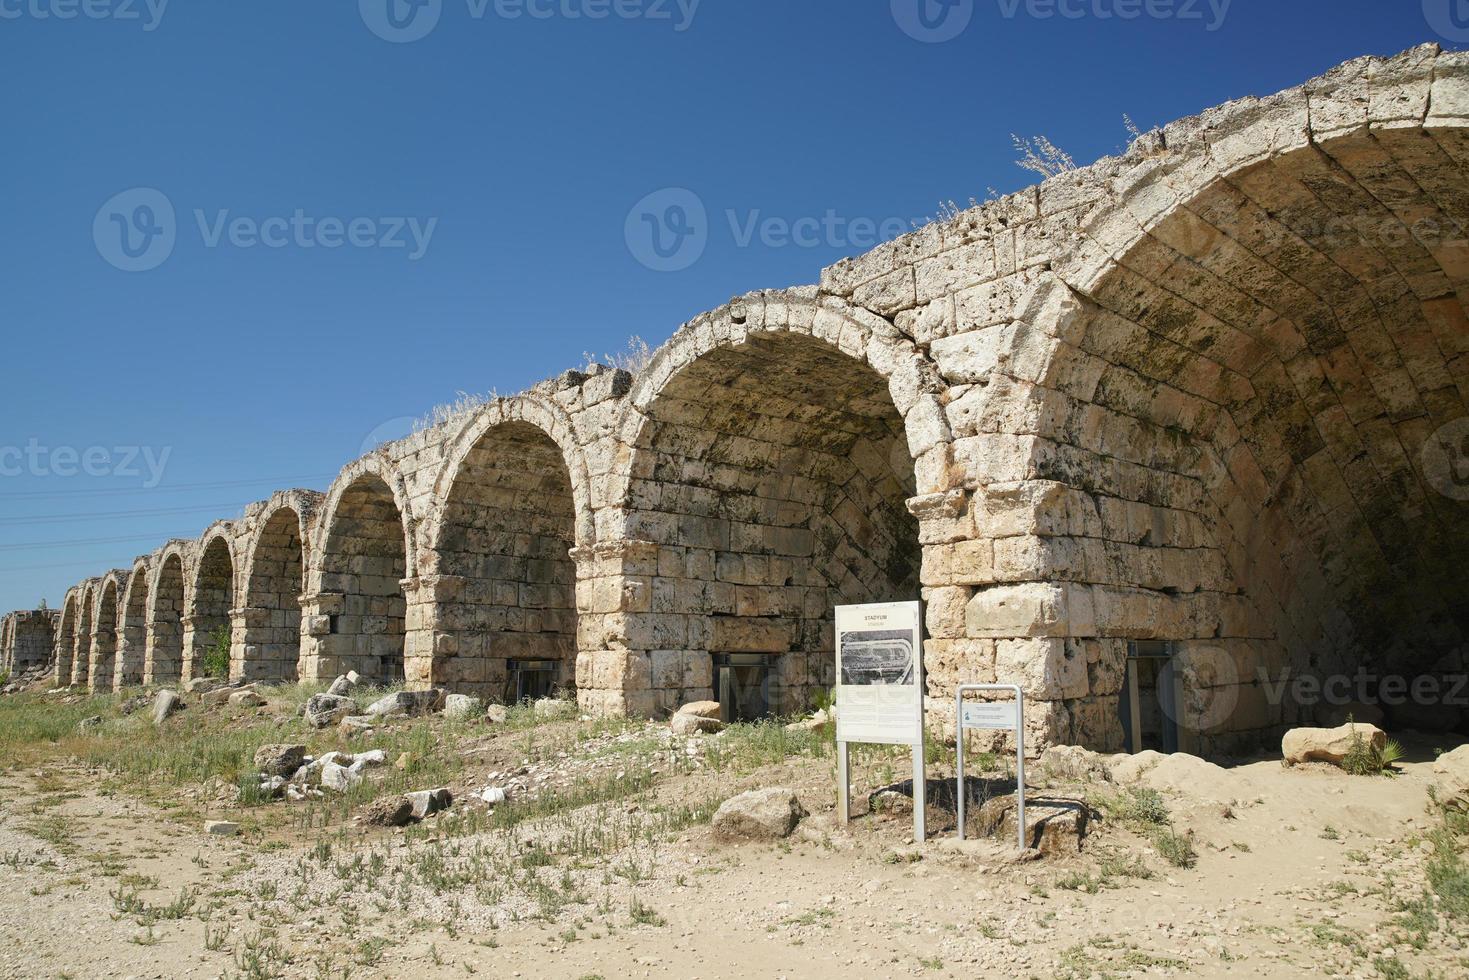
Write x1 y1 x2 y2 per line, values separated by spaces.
147 544 188 684
302 458 418 685
584 290 944 717
425 396 591 699
72 581 97 686
118 559 150 689
979 46 1469 750
55 589 79 686
89 573 126 693
237 492 319 682
186 529 236 681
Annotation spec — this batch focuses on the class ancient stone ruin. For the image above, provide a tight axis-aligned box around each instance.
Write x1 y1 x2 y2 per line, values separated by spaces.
8 46 1469 756
0 609 57 679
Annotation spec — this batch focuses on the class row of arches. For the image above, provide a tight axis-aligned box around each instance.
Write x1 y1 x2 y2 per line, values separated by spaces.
54 305 938 717
40 48 1469 750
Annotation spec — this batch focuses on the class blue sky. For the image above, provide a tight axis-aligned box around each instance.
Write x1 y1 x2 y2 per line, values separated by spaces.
0 0 1455 613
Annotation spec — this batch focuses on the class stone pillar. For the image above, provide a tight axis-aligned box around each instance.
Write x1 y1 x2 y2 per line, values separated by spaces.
402 576 444 692
297 591 344 683
88 625 117 694
572 540 659 719
116 618 146 689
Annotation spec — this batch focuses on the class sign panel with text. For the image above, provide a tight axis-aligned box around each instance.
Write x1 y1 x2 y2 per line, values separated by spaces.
835 600 926 840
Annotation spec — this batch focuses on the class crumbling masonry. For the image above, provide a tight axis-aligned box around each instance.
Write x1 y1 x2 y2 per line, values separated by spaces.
9 47 1469 754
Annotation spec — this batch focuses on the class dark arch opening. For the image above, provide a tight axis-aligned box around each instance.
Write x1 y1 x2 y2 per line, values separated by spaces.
119 572 148 688
190 538 234 679
437 421 578 701
1055 129 1469 751
320 476 408 685
91 582 119 692
243 509 305 682
628 332 921 718
149 554 185 684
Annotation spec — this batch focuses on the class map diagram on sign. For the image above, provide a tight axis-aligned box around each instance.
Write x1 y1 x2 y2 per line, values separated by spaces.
838 629 915 686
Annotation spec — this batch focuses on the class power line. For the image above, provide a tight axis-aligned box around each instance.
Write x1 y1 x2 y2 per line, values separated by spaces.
0 473 335 499
0 501 257 526
0 533 191 553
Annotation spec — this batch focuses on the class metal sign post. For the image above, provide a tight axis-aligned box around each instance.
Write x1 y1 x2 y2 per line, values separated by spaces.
955 684 1025 851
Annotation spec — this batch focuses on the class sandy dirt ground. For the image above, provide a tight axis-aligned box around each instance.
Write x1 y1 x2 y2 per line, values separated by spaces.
1 719 1465 980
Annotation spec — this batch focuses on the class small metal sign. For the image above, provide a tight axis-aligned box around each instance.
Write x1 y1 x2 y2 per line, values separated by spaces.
956 684 1026 851
961 701 1019 730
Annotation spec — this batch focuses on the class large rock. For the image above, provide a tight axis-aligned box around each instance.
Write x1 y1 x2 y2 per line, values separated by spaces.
326 671 361 697
676 701 721 721
229 689 266 708
152 690 181 726
671 712 724 736
486 703 509 724
201 684 247 706
405 787 453 819
975 795 1090 855
254 744 307 778
304 693 356 728
1432 745 1469 811
365 689 445 718
784 708 831 733
532 698 575 720
1282 723 1387 767
321 761 364 793
1039 745 1113 784
444 694 483 720
360 796 415 827
712 788 807 841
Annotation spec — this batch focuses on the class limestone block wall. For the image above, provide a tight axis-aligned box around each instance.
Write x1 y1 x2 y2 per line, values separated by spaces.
819 43 1469 753
1 610 55 675
145 543 189 685
16 46 1469 756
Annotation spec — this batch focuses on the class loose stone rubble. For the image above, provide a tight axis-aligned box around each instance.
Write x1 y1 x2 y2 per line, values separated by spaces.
7 47 1469 758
